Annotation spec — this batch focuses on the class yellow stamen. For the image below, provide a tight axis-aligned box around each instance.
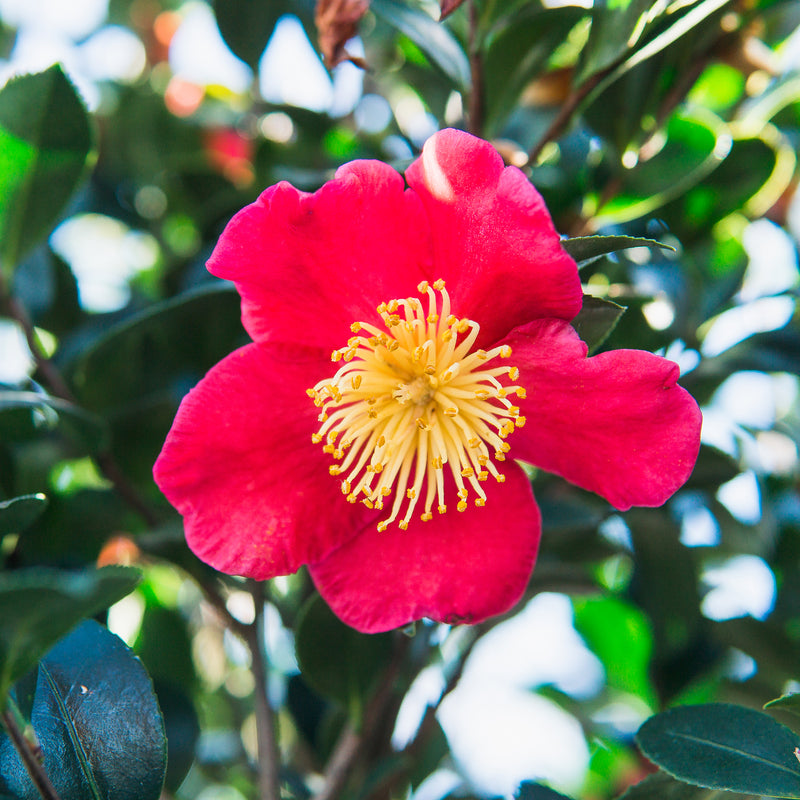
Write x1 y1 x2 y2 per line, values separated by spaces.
308 280 523 530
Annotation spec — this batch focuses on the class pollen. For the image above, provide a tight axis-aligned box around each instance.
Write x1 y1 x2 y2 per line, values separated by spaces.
307 280 525 530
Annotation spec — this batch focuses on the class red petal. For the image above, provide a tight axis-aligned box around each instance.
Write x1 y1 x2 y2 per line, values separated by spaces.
207 161 432 350
404 129 582 348
505 319 702 510
308 464 541 633
153 343 377 579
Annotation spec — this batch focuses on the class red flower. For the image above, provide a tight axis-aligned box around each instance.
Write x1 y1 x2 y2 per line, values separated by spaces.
153 129 702 633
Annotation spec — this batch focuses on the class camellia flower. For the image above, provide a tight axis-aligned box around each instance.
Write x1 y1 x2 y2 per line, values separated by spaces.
154 128 702 633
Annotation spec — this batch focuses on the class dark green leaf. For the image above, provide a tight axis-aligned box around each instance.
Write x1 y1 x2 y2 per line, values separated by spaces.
0 391 109 452
65 283 245 412
576 0 654 82
620 769 757 800
517 781 576 800
0 566 141 705
636 703 800 798
0 495 47 537
590 0 732 100
561 235 675 267
212 0 280 70
0 620 166 800
765 694 800 718
371 0 471 89
571 295 626 352
0 65 92 273
484 5 585 131
295 595 393 717
594 112 726 226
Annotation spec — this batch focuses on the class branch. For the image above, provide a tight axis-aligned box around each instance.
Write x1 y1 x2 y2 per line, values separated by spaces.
1 703 62 800
466 0 485 137
246 581 282 800
0 274 159 527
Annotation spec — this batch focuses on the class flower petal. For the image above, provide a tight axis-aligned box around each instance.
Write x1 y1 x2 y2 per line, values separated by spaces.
505 319 702 510
308 463 541 633
404 128 583 347
153 343 377 579
207 161 432 349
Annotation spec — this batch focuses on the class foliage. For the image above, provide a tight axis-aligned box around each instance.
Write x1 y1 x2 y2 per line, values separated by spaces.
0 0 799 799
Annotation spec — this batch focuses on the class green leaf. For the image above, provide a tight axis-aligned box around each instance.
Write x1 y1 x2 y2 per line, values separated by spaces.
0 65 93 274
620 769 757 800
562 235 675 267
0 391 109 452
636 703 800 798
593 112 726 226
212 0 280 70
573 596 655 705
0 620 166 800
371 0 471 89
576 0 654 82
0 566 141 706
571 295 626 352
295 595 393 718
590 0 733 100
766 694 800 718
65 283 245 412
0 495 47 537
484 4 585 131
516 781 576 800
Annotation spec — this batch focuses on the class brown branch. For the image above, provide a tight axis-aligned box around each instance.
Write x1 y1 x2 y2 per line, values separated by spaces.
246 581 282 800
466 0 484 136
1 706 62 800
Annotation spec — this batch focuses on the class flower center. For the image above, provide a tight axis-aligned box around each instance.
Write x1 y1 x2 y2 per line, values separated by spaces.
307 279 526 531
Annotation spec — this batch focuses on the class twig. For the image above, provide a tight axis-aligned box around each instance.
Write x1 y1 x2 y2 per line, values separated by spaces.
1 704 62 800
247 581 282 800
0 273 159 527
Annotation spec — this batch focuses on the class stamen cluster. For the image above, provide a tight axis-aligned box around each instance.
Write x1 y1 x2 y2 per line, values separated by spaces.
308 280 526 531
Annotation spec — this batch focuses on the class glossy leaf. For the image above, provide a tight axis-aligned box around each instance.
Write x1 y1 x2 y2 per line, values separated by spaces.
0 495 47 537
484 4 585 131
593 112 726 226
371 0 471 89
765 694 800 718
211 0 279 70
0 391 109 452
0 567 141 706
0 620 166 800
0 65 92 274
576 0 654 82
636 703 800 798
561 235 675 268
295 595 393 717
571 295 626 353
620 769 757 800
517 781 576 800
65 283 245 412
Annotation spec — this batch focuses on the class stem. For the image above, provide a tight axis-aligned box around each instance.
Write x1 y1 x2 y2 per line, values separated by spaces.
0 273 159 527
247 581 281 800
466 0 485 136
1 703 62 800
